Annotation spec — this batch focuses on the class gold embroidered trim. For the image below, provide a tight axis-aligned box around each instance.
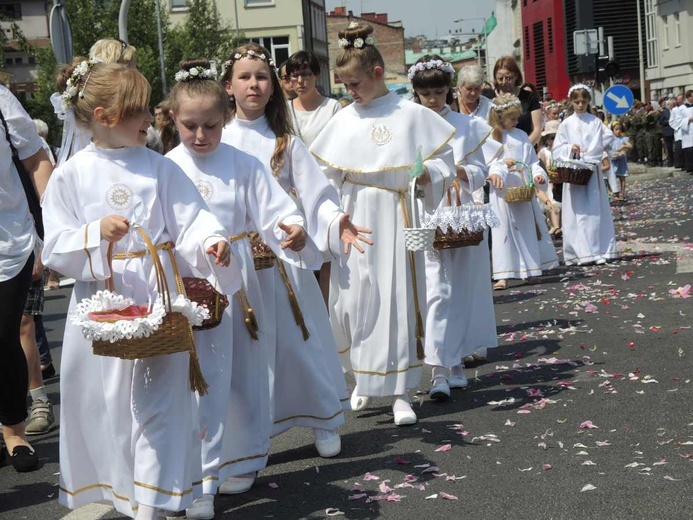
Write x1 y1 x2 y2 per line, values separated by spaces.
337 345 351 355
133 481 193 497
460 129 493 164
218 451 269 470
273 408 343 425
84 222 96 280
353 363 423 376
311 130 455 174
192 475 219 486
60 483 129 502
112 241 174 259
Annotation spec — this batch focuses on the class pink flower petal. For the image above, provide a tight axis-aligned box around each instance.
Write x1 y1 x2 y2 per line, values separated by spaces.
580 420 599 429
394 457 411 464
542 463 553 471
363 472 380 481
379 482 393 494
439 491 458 500
268 482 279 489
348 493 368 500
435 443 452 452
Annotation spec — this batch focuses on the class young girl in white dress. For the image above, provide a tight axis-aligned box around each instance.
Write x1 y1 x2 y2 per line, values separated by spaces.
552 84 616 266
488 93 558 290
164 59 318 520
42 60 240 520
310 23 456 425
220 43 371 487
409 55 501 399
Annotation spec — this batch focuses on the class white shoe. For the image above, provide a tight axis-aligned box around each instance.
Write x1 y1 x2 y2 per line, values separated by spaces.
473 347 488 361
429 377 450 400
350 387 371 411
392 397 417 426
449 372 469 389
185 495 214 520
218 472 256 495
314 428 341 457
596 258 607 265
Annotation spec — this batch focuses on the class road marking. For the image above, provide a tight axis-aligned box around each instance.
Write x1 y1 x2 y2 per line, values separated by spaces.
619 240 693 274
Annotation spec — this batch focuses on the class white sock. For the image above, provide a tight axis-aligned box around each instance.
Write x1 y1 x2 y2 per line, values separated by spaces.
392 394 413 414
314 428 338 441
431 366 447 382
451 363 466 376
29 386 48 403
134 504 158 520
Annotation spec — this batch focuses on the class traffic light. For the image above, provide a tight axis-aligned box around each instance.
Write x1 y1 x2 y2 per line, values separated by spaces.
597 55 620 83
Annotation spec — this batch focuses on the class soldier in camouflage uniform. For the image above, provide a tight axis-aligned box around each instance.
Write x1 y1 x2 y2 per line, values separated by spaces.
622 112 638 163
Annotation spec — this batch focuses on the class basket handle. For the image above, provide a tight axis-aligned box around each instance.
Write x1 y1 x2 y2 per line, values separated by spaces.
105 225 173 312
409 179 422 229
446 179 462 207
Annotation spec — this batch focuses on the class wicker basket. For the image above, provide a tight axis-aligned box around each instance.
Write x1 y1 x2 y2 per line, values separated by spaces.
248 232 276 270
555 159 593 185
547 168 559 184
433 181 484 249
404 180 435 251
504 185 535 203
92 225 208 395
183 277 228 331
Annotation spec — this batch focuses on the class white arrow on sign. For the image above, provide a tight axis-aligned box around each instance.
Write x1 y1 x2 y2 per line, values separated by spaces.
607 91 630 109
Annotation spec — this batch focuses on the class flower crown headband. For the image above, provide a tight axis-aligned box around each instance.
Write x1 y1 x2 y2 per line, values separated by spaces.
224 49 277 74
338 21 376 49
546 101 561 110
174 66 216 82
491 99 521 113
59 57 102 112
408 59 455 81
568 83 592 97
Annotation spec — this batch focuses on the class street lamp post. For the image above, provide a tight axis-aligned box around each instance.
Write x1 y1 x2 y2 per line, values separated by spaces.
454 17 489 82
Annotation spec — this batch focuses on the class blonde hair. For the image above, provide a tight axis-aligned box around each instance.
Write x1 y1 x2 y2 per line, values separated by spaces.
489 93 522 142
89 38 137 65
335 23 384 74
56 58 150 128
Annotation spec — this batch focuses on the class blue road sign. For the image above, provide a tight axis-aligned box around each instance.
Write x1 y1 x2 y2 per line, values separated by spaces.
603 85 634 115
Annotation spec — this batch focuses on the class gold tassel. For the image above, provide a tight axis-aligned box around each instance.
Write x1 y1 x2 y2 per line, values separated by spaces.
236 289 259 341
188 350 209 396
277 260 310 341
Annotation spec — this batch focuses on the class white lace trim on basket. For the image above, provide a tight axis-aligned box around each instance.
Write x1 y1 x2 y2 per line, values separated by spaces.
70 290 209 343
423 203 500 233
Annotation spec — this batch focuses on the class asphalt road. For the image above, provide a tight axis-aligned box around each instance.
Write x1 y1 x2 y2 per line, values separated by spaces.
1 171 691 520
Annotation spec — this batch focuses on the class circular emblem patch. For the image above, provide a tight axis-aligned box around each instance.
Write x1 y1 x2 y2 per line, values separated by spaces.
195 180 214 202
370 124 393 146
105 183 134 211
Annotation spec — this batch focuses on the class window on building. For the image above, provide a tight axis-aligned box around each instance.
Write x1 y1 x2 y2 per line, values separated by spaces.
250 36 290 66
0 3 22 19
547 18 553 53
170 0 187 9
645 0 658 67
674 12 681 46
245 0 275 6
662 15 669 49
523 26 530 60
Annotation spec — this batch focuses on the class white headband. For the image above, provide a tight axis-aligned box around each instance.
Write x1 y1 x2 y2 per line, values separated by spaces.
568 83 592 97
174 66 216 82
491 99 521 112
408 59 455 81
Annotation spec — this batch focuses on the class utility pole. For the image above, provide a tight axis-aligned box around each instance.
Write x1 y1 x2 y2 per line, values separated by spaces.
636 0 646 101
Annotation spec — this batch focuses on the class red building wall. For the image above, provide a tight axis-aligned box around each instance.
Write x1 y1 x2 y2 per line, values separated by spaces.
521 0 571 101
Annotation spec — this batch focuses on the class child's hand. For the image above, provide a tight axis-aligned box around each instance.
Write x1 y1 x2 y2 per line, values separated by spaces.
278 222 306 251
534 175 546 185
416 166 430 186
339 214 373 254
486 173 504 190
206 240 230 267
503 158 517 168
100 215 129 243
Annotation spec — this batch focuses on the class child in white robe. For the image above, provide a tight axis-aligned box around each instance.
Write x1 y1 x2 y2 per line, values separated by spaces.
409 55 501 399
219 43 372 491
488 93 558 290
552 84 616 266
41 60 240 520
310 24 456 425
164 59 320 520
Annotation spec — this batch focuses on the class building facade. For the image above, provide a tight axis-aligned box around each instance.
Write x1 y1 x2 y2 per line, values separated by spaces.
644 0 693 100
326 8 406 96
0 0 51 99
487 0 523 85
169 0 331 93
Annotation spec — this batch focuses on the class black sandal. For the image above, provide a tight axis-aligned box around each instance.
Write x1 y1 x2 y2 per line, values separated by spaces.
9 445 39 472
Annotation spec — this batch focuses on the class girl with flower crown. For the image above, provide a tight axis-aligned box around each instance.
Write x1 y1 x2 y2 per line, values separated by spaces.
552 84 616 265
311 24 456 426
219 43 371 492
409 54 501 399
163 58 319 520
487 93 558 291
41 58 240 520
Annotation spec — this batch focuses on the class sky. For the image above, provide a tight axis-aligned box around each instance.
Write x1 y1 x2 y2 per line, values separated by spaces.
324 0 496 40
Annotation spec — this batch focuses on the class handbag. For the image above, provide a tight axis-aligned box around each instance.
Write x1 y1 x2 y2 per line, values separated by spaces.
0 108 44 239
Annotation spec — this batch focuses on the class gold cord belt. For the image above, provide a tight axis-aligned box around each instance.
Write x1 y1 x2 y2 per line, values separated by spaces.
227 233 259 340
112 241 184 294
344 178 425 359
276 260 310 341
